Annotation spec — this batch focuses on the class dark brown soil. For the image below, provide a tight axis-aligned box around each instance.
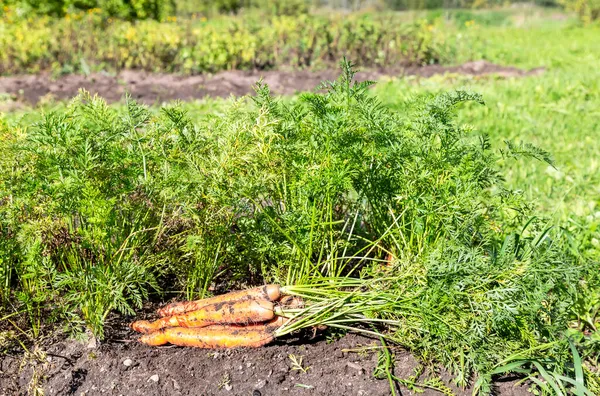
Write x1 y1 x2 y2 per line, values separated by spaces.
0 61 544 107
1 326 530 396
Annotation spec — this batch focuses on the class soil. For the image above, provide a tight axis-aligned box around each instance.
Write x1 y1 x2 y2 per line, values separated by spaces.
0 61 544 107
0 321 530 396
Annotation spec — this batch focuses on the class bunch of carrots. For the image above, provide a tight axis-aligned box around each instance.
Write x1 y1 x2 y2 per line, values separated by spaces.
131 285 299 348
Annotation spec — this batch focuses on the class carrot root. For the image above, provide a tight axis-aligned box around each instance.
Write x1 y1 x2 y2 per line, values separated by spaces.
279 295 304 309
131 299 275 334
139 325 275 348
156 285 281 317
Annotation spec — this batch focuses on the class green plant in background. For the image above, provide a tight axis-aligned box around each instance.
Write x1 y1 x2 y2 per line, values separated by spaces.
559 0 600 22
1 0 176 20
1 3 582 77
450 9 510 27
0 10 452 75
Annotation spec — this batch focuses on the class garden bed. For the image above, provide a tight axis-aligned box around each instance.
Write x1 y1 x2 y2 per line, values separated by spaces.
1 330 531 396
0 61 544 106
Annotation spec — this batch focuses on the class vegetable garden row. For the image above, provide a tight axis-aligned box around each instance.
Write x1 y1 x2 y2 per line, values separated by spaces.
1 1 599 393
1 61 598 393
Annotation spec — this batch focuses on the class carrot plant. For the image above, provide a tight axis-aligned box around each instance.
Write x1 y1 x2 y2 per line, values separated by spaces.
0 60 597 393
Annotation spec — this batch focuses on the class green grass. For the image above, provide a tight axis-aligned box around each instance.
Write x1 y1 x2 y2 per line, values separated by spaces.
376 23 600 230
1 14 599 395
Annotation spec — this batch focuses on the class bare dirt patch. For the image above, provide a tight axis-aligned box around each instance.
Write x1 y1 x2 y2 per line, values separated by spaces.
1 331 531 396
1 303 530 396
0 61 544 106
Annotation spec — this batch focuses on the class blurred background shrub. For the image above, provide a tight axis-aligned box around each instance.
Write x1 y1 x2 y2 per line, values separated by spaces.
1 0 571 20
0 11 453 75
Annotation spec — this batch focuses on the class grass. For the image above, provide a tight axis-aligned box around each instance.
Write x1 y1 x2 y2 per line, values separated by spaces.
0 11 599 395
376 22 600 236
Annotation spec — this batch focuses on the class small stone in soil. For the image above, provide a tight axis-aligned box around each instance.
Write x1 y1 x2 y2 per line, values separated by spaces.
346 362 364 372
255 379 267 389
148 374 159 383
86 336 97 349
122 358 133 367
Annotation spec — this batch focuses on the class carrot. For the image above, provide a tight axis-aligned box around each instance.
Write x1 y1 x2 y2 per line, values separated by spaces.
278 295 304 309
131 299 275 334
265 315 287 330
139 325 275 348
157 284 281 317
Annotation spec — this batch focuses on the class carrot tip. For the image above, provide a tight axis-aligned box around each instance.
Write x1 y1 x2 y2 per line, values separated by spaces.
265 284 281 301
131 320 154 334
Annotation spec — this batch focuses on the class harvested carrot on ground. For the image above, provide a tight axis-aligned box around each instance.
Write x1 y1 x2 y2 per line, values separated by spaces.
139 316 286 347
278 295 304 309
131 299 275 334
157 284 281 317
139 324 276 348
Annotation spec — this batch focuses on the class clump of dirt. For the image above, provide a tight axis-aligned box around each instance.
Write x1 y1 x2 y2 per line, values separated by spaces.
0 61 544 106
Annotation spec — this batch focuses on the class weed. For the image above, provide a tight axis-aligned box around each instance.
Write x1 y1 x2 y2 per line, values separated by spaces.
294 383 314 388
20 346 48 396
288 354 310 374
217 372 232 390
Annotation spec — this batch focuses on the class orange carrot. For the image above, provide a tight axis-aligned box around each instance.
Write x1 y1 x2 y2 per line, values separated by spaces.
139 325 275 348
278 295 304 309
131 299 275 334
265 315 287 330
157 285 281 317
